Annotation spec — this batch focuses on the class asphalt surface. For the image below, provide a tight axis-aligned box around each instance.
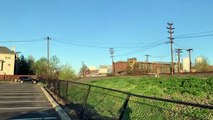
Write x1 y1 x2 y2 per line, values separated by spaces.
0 81 61 120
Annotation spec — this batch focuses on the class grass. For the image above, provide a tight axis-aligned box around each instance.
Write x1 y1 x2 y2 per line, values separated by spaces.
89 77 213 104
63 77 213 119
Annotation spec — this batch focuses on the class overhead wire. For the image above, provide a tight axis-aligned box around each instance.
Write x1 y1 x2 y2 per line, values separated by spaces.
0 39 44 43
115 39 168 57
175 30 213 38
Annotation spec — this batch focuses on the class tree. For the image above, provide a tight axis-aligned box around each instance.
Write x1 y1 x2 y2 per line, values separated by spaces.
49 55 60 77
79 63 87 77
34 57 48 76
27 55 35 74
18 55 30 75
33 56 61 78
194 57 210 72
59 64 76 80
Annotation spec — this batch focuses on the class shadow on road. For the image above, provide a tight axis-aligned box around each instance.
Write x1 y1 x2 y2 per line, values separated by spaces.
7 108 61 120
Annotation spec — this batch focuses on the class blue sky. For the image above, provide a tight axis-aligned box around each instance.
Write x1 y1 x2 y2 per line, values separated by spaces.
0 0 213 72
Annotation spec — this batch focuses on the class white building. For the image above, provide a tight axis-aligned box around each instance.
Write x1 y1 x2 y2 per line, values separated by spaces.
98 65 112 74
182 57 190 72
0 47 16 75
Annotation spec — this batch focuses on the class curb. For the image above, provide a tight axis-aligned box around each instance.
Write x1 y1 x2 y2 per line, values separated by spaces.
41 87 71 120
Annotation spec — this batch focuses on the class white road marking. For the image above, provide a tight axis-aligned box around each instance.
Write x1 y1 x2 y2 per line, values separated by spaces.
0 101 46 103
0 96 43 98
0 93 41 94
10 117 57 120
0 107 51 110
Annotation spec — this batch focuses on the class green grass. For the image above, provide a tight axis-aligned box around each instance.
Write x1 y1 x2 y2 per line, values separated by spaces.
64 77 213 119
90 77 213 104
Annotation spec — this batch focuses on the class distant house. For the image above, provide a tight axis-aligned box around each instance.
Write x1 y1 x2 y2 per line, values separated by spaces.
98 65 112 74
0 47 16 75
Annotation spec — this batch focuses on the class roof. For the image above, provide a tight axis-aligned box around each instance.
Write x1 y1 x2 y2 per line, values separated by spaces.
0 46 14 54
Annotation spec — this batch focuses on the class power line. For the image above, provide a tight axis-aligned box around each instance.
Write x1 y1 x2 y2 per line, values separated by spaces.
176 34 213 39
53 39 144 49
115 40 168 57
149 54 170 59
0 39 44 43
176 30 213 38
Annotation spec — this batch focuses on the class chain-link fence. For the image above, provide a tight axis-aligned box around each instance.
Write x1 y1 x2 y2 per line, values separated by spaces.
45 79 213 120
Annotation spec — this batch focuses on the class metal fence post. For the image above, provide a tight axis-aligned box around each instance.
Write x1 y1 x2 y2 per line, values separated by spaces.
58 80 60 96
119 94 131 120
81 85 91 119
65 81 69 101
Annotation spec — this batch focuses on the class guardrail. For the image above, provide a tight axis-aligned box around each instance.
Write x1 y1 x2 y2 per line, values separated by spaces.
44 79 213 120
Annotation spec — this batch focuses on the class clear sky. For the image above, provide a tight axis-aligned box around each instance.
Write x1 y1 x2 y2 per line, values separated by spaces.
0 0 213 72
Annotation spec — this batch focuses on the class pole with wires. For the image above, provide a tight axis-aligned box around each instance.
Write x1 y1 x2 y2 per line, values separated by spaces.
175 48 182 73
109 48 115 76
167 23 175 75
46 36 51 77
187 49 193 73
145 55 150 73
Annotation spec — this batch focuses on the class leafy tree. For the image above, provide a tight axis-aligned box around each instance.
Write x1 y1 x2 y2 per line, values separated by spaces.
34 57 48 76
59 64 76 80
27 55 35 74
49 55 60 77
33 56 61 78
194 57 210 72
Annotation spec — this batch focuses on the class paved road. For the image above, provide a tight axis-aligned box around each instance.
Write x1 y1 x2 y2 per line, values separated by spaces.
0 81 61 120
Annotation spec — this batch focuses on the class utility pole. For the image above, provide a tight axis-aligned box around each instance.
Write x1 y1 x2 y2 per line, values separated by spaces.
46 36 51 77
82 61 86 78
175 48 182 73
187 49 193 73
167 23 175 75
109 48 115 75
145 55 150 73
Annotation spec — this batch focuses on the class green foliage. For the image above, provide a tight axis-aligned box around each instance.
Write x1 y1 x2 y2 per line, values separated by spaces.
34 57 48 76
194 56 210 72
84 77 213 119
18 55 35 75
58 64 76 80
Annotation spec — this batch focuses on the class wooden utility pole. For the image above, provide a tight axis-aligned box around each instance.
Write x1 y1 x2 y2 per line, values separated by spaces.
187 49 193 72
46 36 51 77
82 61 86 78
109 48 115 75
145 55 150 73
167 23 175 75
175 48 182 73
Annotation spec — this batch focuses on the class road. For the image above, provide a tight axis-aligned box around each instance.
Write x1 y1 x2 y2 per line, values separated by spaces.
0 81 61 120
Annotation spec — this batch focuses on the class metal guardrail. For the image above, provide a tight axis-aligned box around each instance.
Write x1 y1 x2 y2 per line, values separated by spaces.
44 79 213 120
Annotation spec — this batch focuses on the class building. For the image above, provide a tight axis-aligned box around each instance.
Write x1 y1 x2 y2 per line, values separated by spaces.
0 47 16 75
182 57 190 72
98 65 112 74
113 58 176 74
113 61 128 74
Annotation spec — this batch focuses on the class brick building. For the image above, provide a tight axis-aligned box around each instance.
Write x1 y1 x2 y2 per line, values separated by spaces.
113 58 176 74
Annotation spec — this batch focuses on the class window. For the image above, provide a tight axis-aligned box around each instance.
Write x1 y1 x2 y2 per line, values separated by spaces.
0 62 3 71
5 56 11 59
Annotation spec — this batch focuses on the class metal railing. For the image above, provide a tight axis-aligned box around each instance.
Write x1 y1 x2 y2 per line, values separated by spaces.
43 79 213 120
